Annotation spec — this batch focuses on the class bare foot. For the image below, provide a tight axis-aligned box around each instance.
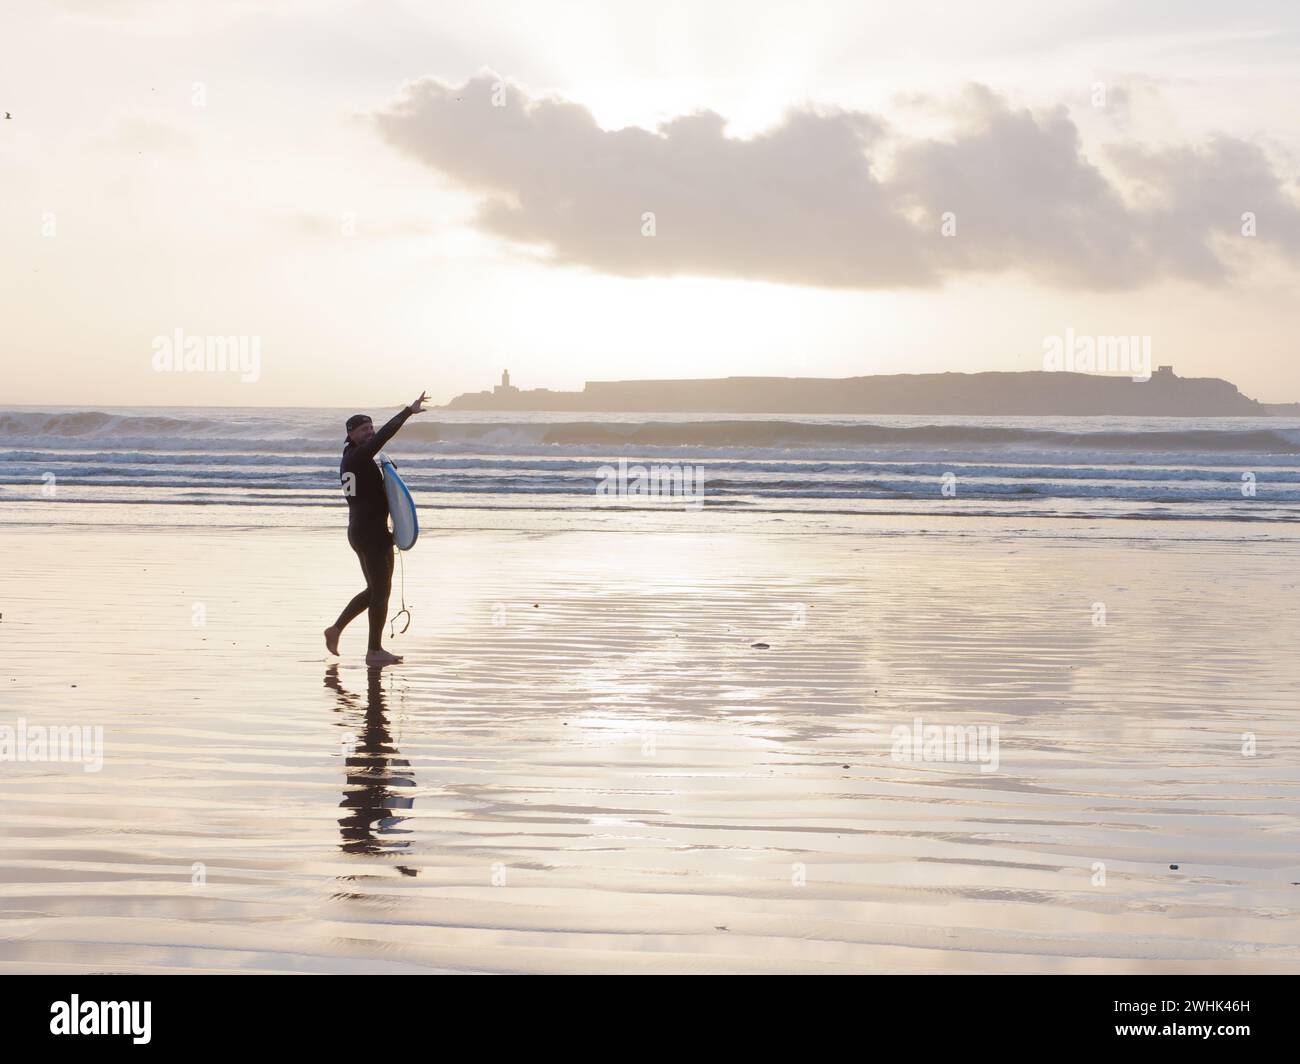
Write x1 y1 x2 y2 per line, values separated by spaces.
365 649 402 666
324 626 341 656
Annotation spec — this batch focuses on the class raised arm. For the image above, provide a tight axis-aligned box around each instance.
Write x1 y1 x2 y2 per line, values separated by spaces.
353 392 429 462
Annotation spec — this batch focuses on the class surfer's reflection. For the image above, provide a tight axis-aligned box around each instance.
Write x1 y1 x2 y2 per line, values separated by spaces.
324 665 418 869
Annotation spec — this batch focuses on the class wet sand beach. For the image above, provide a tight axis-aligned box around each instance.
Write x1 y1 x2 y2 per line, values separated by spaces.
2 514 1298 973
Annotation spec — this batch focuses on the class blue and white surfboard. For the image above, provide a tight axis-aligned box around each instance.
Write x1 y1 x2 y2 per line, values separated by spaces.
378 452 418 551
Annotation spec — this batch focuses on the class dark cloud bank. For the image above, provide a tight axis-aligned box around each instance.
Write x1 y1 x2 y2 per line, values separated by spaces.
372 74 1300 290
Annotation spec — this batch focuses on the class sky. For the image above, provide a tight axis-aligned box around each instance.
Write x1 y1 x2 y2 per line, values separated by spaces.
3 0 1300 407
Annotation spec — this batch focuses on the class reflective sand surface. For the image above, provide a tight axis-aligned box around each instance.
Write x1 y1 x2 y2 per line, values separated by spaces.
1 518 1298 972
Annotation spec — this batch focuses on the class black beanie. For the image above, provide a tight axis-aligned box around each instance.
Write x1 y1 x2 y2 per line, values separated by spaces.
345 413 372 442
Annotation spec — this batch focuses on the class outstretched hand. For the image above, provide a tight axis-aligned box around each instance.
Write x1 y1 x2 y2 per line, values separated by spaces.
409 391 430 414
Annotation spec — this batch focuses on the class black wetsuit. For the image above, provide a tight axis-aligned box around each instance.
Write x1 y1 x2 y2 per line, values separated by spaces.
333 406 413 650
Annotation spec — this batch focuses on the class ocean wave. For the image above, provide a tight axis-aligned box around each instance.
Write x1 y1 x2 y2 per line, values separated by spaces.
4 408 1300 520
0 410 219 437
509 421 1300 450
5 410 1300 455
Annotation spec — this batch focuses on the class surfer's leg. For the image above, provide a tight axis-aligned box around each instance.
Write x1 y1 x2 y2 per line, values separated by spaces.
326 543 375 653
363 540 394 652
335 588 370 630
328 588 369 649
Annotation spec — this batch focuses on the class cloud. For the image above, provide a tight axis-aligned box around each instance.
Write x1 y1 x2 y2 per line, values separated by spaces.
1106 136 1300 278
889 86 1150 288
371 73 1300 291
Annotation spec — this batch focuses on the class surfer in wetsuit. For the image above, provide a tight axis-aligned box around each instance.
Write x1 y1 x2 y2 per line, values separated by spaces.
324 392 428 666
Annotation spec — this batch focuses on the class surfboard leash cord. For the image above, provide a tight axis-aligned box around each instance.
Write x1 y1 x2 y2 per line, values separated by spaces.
389 543 412 638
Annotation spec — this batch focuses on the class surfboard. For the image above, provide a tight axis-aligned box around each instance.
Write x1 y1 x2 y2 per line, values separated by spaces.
379 452 418 550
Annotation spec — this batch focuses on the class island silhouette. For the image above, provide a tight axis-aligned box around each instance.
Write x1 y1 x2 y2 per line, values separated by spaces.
445 368 1299 417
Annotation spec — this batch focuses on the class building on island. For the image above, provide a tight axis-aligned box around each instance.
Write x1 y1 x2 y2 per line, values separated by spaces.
493 369 519 397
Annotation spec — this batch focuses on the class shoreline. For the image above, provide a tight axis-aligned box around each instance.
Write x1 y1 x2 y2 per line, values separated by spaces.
4 500 1300 547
